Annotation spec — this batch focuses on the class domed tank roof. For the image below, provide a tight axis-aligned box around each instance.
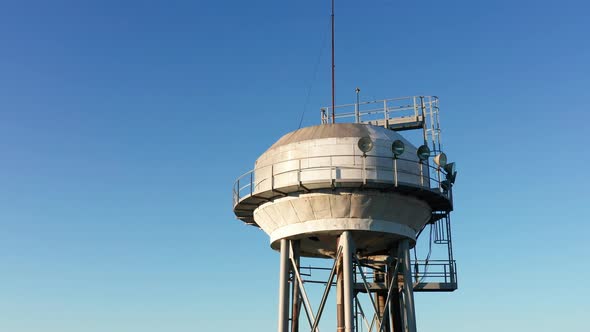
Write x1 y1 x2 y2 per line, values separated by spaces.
255 123 418 168
266 123 413 151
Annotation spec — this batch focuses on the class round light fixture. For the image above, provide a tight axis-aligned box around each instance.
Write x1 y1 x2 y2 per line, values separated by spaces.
434 152 447 167
358 137 374 153
391 140 405 157
417 145 430 161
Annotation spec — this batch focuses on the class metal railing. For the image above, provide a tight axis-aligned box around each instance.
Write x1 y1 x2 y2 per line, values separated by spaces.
288 260 456 288
320 95 443 156
233 154 451 207
411 260 457 285
320 96 437 125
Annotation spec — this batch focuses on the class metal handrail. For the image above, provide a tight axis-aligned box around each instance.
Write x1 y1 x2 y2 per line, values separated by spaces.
233 154 452 207
411 260 457 285
321 96 422 111
320 95 438 125
288 260 456 286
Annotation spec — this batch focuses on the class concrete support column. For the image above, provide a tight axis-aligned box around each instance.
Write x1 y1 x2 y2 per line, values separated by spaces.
336 247 344 332
341 231 355 332
278 239 290 332
398 240 417 332
291 240 301 332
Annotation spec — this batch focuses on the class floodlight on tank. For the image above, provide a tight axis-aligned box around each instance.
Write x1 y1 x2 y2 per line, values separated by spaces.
357 137 374 153
391 140 405 157
417 145 430 161
434 152 447 167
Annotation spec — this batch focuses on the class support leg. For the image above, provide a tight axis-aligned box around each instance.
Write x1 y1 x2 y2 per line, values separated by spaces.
387 262 403 332
291 240 301 332
398 240 417 332
341 231 355 332
375 267 390 332
336 248 344 332
278 239 290 332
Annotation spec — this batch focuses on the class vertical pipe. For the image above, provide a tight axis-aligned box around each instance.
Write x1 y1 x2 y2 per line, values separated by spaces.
399 240 417 332
390 288 403 332
291 241 301 332
375 268 388 332
341 231 355 332
278 239 290 332
387 260 403 332
445 215 456 285
353 264 359 332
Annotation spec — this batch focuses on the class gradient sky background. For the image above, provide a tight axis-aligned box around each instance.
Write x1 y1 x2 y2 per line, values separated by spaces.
1 0 589 331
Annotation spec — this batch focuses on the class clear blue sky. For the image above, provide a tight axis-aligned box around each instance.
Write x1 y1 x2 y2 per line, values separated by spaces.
1 0 588 331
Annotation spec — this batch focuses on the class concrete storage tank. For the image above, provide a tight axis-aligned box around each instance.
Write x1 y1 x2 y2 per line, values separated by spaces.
233 96 458 332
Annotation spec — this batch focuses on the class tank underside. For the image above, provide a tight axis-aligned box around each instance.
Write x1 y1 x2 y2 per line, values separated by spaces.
255 189 431 258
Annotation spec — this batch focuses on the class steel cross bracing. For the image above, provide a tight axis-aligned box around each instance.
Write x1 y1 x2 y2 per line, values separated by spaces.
277 237 421 332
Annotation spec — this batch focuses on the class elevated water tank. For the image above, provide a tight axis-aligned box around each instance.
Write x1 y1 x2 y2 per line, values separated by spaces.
233 123 451 258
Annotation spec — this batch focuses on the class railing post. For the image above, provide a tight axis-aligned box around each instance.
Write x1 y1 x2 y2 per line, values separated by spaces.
383 100 388 128
362 154 367 185
393 157 398 187
419 161 424 187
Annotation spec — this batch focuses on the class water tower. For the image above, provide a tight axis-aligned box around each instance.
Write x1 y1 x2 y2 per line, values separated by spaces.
233 96 458 332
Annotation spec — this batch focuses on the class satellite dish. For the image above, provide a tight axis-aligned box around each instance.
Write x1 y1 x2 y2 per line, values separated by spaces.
391 140 405 157
358 137 374 153
417 145 430 161
434 153 447 167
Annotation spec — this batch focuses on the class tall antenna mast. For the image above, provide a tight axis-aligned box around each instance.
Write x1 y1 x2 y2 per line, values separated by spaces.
331 0 336 123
